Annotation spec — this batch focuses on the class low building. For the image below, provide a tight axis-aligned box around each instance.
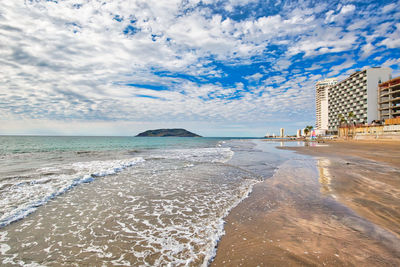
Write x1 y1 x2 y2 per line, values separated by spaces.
314 129 327 136
328 67 392 133
338 124 400 140
378 76 400 120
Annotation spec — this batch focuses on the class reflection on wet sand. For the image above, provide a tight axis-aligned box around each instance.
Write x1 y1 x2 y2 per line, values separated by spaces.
317 158 336 198
212 141 400 266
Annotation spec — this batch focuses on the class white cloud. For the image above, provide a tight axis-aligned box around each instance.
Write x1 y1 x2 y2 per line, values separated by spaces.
327 59 356 77
306 63 323 71
325 10 335 23
340 5 355 15
287 28 358 56
347 19 368 31
0 0 398 135
223 0 259 12
382 58 400 68
381 3 396 14
244 73 263 82
378 23 400 49
325 4 355 23
361 43 375 58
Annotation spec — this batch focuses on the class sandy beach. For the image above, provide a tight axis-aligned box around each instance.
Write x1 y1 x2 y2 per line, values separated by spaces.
211 140 400 266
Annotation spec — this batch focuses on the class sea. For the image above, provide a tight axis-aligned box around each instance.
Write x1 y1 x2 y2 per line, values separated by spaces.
0 136 297 266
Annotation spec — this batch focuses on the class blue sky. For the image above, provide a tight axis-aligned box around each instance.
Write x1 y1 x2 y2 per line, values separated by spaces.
1 0 399 136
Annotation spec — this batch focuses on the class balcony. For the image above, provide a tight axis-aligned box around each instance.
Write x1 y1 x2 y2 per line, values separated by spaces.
380 97 390 103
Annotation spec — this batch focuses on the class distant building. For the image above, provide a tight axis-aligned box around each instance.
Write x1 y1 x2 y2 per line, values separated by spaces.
328 67 392 132
296 129 301 138
316 78 337 131
378 76 400 120
264 132 274 138
315 129 326 136
280 128 284 137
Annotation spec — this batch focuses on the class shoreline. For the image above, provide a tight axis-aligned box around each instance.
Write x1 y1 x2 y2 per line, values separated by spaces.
211 140 400 266
280 140 400 239
283 139 400 166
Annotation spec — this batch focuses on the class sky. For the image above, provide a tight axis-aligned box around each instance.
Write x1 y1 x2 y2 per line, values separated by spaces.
1 0 400 137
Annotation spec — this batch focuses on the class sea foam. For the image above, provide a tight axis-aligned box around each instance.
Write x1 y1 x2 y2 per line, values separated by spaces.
152 147 234 163
0 144 261 266
0 157 144 228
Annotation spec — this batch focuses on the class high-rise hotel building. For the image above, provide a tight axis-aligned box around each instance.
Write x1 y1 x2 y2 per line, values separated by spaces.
315 78 337 131
378 76 400 120
327 67 392 132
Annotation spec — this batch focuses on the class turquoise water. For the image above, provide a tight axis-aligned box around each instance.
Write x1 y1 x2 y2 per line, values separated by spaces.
0 136 283 266
0 136 239 154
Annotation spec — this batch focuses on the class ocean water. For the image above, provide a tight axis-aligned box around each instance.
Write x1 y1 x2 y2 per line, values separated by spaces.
0 136 292 266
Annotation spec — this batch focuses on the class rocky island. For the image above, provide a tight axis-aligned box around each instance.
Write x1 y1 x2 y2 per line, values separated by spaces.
135 128 202 137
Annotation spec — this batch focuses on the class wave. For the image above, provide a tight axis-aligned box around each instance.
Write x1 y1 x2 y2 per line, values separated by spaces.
151 147 234 163
0 157 144 228
204 180 258 266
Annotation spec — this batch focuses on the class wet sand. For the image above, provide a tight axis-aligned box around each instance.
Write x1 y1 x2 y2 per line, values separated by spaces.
211 140 400 266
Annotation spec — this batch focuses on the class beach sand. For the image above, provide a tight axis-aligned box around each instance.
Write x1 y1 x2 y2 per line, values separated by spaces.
211 140 400 266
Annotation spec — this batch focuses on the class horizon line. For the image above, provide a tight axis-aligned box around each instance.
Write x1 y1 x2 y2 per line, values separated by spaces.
0 134 265 138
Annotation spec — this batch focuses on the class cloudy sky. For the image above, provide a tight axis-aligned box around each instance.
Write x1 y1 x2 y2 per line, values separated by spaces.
1 0 399 136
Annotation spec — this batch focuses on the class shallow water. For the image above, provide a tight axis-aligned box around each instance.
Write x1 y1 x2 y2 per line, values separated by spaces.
0 137 297 266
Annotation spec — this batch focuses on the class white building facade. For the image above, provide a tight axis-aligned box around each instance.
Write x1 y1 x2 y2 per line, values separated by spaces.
316 78 338 131
280 128 284 137
296 129 301 138
328 67 392 132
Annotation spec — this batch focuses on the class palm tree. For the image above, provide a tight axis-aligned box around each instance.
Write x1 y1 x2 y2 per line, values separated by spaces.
338 114 347 126
304 125 313 136
347 111 356 138
347 111 355 126
337 114 348 138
